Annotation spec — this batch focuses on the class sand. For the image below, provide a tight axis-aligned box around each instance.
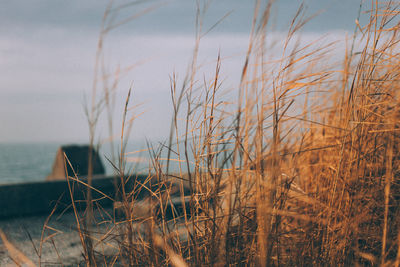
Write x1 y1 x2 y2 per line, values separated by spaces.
0 209 117 266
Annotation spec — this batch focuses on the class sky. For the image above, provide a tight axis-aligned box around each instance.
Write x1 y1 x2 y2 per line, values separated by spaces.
0 0 371 144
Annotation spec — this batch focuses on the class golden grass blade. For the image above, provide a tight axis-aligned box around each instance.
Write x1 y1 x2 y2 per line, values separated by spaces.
0 229 36 267
152 234 188 267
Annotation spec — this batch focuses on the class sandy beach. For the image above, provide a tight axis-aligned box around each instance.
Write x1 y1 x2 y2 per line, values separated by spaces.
0 209 116 266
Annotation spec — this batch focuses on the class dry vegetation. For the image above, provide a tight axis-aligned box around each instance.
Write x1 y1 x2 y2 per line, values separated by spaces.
4 0 400 266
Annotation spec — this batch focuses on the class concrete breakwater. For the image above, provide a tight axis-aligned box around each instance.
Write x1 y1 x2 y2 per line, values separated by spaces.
0 175 148 219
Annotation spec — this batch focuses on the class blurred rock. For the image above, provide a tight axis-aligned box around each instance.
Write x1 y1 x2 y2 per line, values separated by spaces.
47 145 105 180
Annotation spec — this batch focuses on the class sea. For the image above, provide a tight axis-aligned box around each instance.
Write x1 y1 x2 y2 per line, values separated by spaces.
0 140 213 184
0 143 59 184
0 142 152 185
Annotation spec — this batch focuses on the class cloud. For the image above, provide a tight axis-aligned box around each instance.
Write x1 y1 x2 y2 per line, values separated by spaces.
1 0 367 143
0 25 353 143
0 0 367 36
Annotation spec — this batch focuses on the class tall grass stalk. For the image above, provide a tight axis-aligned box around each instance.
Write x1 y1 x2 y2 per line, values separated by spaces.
30 0 400 266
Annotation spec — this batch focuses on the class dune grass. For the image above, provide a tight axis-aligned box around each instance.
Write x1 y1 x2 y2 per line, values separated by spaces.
17 0 400 266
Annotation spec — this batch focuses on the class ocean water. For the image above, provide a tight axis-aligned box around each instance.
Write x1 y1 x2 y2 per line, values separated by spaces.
0 143 124 185
0 142 169 185
0 141 206 185
0 143 60 184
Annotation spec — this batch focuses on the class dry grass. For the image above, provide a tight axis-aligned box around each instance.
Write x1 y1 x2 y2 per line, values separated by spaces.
16 0 400 266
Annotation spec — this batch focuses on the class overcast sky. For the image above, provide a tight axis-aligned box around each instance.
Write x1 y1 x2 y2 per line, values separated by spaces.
0 0 370 143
